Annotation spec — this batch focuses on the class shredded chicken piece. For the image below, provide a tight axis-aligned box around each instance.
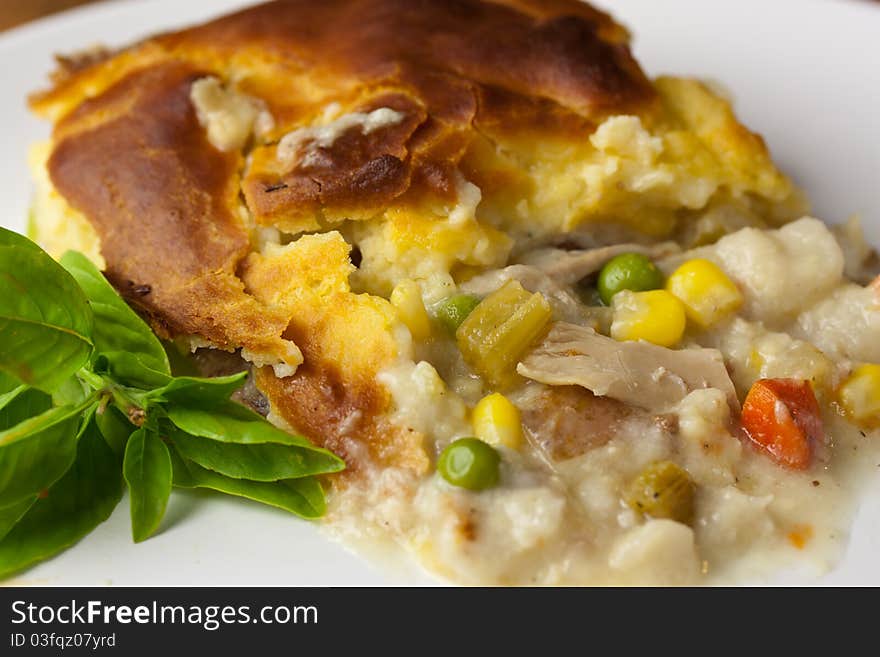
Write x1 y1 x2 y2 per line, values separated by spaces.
517 242 680 286
517 322 738 412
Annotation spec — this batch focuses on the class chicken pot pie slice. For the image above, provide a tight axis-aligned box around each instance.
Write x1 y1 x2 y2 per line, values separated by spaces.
29 0 880 585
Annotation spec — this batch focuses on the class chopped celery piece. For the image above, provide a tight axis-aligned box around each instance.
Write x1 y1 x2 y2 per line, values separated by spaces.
625 460 695 525
455 280 552 388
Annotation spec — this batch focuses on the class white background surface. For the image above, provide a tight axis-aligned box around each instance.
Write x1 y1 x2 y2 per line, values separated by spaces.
0 0 878 585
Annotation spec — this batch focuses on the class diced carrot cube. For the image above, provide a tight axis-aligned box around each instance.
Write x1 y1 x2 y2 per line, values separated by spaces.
741 378 823 470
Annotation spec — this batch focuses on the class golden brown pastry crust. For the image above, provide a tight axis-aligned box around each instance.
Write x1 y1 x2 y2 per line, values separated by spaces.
34 0 656 226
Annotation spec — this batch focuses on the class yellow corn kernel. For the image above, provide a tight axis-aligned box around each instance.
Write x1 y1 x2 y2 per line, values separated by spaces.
838 364 880 427
472 393 524 450
390 279 431 341
610 289 686 348
666 258 743 329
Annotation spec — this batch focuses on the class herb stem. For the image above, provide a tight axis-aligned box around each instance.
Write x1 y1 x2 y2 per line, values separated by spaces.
76 368 104 391
76 367 146 424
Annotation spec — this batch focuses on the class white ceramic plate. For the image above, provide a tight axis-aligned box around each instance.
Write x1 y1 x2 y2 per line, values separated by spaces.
1 0 878 586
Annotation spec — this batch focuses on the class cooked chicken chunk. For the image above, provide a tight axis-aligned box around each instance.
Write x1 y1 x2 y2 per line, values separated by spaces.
517 322 738 412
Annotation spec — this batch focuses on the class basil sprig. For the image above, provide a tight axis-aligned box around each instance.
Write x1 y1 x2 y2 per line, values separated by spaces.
0 228 344 578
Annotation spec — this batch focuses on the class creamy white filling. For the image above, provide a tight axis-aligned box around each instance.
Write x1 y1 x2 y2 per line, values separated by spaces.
377 360 470 446
447 172 482 226
190 77 267 152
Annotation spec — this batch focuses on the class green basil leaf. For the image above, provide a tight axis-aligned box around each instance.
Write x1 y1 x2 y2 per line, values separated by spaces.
95 405 135 457
0 400 94 507
169 448 325 519
0 417 123 579
0 496 36 543
168 444 194 487
123 428 172 543
0 245 94 392
60 251 170 376
166 399 340 454
0 382 27 411
0 385 25 410
0 226 42 252
0 371 19 395
0 387 53 431
51 374 91 407
170 428 343 481
145 371 247 406
94 351 171 390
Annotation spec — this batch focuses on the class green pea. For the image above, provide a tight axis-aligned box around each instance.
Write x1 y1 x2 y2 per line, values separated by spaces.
435 294 481 335
437 437 500 490
597 252 664 305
